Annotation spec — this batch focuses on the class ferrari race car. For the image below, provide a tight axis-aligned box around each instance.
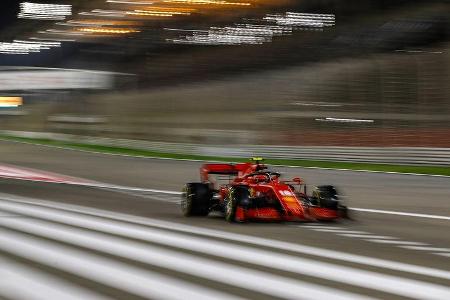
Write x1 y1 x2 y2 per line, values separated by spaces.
181 158 348 222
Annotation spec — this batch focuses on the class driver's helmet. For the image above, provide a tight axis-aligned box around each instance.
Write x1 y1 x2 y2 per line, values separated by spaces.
253 174 268 183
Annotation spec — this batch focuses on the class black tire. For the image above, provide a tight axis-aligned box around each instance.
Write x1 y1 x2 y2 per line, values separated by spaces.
316 185 338 197
338 205 351 219
225 185 249 222
181 183 212 216
313 185 339 209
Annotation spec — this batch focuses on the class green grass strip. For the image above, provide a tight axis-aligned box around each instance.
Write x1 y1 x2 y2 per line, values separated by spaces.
1 134 449 176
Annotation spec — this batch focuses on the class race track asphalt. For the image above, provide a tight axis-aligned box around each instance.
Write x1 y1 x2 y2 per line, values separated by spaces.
0 140 449 300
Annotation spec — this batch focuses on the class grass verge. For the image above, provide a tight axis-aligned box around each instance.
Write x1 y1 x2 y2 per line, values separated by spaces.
1 134 449 176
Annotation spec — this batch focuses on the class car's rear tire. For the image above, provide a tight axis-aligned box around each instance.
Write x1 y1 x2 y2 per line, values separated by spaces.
225 186 249 222
181 183 212 216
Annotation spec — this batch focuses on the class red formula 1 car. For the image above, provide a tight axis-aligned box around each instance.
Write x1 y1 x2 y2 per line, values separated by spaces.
181 158 348 222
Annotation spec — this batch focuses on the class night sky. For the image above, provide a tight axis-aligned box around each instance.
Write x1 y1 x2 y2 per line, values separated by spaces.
0 1 19 30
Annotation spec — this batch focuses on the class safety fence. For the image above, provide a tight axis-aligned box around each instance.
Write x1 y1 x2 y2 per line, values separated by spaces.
2 130 450 166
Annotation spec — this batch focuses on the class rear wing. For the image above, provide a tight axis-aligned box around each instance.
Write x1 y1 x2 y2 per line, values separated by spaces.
200 164 239 182
200 161 268 182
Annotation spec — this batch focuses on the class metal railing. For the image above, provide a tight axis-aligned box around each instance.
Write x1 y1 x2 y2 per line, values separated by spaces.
2 130 450 166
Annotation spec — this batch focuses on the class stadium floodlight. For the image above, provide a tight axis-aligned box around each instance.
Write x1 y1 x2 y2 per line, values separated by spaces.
0 40 61 55
18 2 72 20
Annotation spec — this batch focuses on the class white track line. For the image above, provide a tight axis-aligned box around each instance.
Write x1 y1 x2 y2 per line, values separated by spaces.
433 253 450 258
299 225 345 230
0 173 182 196
93 183 182 195
309 228 371 234
309 229 440 253
278 163 450 178
104 188 181 203
399 246 450 252
2 203 449 300
0 163 96 185
0 258 113 300
0 214 21 217
338 234 398 240
1 193 449 281
349 208 450 221
0 217 376 300
364 239 429 246
0 229 244 300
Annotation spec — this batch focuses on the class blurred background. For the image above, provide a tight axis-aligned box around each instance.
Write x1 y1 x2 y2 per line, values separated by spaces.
0 0 449 147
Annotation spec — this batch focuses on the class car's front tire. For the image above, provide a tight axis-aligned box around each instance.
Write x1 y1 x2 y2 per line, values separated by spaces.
313 185 339 209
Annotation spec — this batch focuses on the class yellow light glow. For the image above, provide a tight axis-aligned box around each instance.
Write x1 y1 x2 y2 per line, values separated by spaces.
126 7 196 17
68 19 142 26
162 0 251 6
126 11 174 16
78 28 140 34
0 97 23 107
140 7 197 13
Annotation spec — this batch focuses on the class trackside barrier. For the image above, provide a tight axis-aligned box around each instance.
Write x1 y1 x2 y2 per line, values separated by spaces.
2 130 450 166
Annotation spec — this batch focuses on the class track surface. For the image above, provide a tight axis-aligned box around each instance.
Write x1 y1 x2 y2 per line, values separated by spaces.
0 140 449 300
